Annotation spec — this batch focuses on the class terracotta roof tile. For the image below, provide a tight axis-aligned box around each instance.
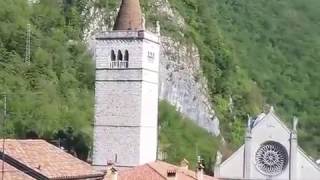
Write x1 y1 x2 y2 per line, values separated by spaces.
0 139 104 179
148 161 215 180
106 161 216 180
0 159 35 180
117 164 164 180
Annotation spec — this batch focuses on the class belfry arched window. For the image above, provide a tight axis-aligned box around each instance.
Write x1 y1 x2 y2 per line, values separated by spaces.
124 50 129 61
117 50 123 61
110 50 129 69
111 50 116 61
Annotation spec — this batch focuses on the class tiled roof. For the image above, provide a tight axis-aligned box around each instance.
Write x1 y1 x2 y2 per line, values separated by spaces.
0 139 104 179
0 159 35 180
107 161 216 180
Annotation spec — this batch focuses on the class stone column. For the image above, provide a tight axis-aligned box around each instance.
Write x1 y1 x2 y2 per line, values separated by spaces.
289 117 298 180
214 151 222 177
244 127 252 179
289 133 297 179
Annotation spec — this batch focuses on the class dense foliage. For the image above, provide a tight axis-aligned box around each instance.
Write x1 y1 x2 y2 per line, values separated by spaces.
0 0 94 145
159 101 218 173
0 0 218 167
0 0 319 167
168 0 320 157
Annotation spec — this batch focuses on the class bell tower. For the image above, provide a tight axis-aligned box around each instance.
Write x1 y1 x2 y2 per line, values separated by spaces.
92 0 160 169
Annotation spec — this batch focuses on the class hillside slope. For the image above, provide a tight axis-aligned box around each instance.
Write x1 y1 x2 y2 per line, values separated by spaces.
0 0 94 139
0 0 219 170
168 0 320 157
0 0 319 166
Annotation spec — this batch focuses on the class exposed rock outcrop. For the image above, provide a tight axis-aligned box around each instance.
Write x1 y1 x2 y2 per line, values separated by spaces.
159 36 220 135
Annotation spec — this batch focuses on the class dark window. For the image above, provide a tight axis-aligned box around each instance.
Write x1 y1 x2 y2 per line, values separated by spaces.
124 50 129 61
117 50 123 61
111 50 116 61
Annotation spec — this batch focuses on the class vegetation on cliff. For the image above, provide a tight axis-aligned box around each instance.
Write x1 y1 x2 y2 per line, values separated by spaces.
0 0 93 154
159 101 217 173
167 0 320 157
0 0 218 169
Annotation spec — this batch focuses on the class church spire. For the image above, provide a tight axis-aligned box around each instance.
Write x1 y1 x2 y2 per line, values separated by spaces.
113 0 144 31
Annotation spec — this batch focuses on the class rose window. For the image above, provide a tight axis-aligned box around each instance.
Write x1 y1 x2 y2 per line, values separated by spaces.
255 141 288 176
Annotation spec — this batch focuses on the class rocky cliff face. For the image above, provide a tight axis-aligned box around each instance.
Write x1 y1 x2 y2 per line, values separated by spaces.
84 0 220 135
159 36 220 135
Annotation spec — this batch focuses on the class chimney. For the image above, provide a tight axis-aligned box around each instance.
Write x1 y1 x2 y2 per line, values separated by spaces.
180 159 189 170
196 156 204 180
167 168 177 180
106 160 114 170
105 161 118 180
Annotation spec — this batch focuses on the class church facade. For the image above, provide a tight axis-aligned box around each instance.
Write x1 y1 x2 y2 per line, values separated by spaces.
92 0 160 169
215 107 320 179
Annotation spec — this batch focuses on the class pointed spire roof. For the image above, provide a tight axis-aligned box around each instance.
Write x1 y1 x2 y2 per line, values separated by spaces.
113 0 144 31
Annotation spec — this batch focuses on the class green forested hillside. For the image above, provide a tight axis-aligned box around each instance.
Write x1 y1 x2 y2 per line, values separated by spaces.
0 0 93 143
159 101 217 173
0 0 218 167
0 0 319 168
168 0 320 157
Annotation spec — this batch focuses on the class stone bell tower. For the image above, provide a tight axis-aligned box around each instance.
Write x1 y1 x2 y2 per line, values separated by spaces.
92 0 160 169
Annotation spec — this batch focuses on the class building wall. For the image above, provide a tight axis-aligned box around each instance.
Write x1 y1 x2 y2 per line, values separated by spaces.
217 112 320 179
297 148 320 179
93 31 160 168
218 146 244 179
249 113 291 179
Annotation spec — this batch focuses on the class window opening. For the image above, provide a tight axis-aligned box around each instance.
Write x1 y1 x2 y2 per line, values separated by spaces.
111 50 116 61
117 50 123 61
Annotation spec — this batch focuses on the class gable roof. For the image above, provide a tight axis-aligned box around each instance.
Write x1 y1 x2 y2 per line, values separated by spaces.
0 159 35 180
298 146 320 171
219 145 244 168
107 161 216 180
0 139 104 180
252 110 291 134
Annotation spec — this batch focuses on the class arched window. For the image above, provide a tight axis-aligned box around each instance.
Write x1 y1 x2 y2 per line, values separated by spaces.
117 50 123 61
111 50 116 61
124 50 129 61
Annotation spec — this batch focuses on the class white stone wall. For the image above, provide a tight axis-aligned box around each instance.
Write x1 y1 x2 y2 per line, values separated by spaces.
95 39 144 69
93 31 160 168
297 148 320 179
217 111 320 179
218 146 244 179
94 81 142 126
93 126 141 166
249 113 291 179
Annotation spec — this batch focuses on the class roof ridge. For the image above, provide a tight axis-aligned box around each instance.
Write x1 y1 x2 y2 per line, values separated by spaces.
0 151 48 179
147 161 169 180
219 145 244 167
0 139 104 179
269 111 291 133
252 111 291 134
297 146 320 171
